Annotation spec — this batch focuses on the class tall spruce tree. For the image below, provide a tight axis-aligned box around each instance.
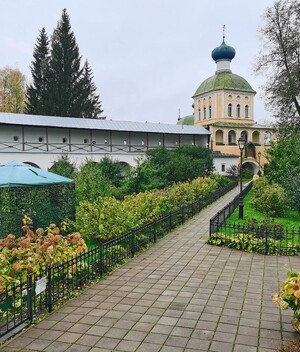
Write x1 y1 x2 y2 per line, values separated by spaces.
46 9 83 117
80 60 104 118
25 27 50 115
26 9 104 118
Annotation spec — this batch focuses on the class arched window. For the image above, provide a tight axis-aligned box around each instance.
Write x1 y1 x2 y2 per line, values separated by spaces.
228 103 232 117
209 105 212 118
264 131 272 145
245 105 249 118
198 109 201 121
228 130 236 145
237 104 241 118
252 131 260 145
216 130 224 145
241 131 248 142
204 107 207 119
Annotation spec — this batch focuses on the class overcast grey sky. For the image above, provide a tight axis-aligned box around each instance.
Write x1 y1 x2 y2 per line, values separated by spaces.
1 0 275 124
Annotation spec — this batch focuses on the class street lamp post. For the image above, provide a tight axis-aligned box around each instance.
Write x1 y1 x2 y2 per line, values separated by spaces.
257 151 262 176
238 136 246 219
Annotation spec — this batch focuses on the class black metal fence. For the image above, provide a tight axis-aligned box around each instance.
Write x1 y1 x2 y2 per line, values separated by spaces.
209 181 300 256
0 180 237 340
209 222 300 256
209 181 253 235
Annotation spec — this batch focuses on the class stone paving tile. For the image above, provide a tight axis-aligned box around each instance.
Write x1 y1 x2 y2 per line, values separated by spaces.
65 345 91 352
210 341 234 352
233 345 257 352
115 339 141 352
3 336 34 349
135 342 161 352
123 330 148 342
76 334 101 346
95 336 121 349
2 186 299 352
68 323 91 334
164 335 189 347
26 339 53 351
151 324 173 335
104 327 128 339
235 334 259 346
160 347 184 352
38 329 64 341
56 332 81 344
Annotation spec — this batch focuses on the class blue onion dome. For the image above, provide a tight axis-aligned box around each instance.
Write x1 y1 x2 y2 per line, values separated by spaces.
211 40 236 62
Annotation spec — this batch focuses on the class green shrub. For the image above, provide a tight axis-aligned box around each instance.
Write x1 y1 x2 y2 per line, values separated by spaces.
75 160 114 204
209 174 231 188
98 157 123 187
242 167 254 180
252 176 269 196
251 177 287 217
280 170 300 213
121 145 214 194
48 155 77 179
207 232 300 256
76 175 227 244
75 200 101 242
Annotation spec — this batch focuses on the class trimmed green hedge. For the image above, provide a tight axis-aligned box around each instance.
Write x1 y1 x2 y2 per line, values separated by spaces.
0 184 75 238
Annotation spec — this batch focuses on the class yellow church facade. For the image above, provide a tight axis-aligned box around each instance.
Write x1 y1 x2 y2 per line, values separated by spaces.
179 35 274 175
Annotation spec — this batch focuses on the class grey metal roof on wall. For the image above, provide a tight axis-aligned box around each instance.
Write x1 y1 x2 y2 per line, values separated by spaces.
0 113 210 135
212 151 238 158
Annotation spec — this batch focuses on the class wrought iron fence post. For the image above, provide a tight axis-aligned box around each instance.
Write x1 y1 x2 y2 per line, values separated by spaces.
153 220 157 243
99 244 103 276
47 267 52 313
216 213 220 233
265 229 269 255
131 230 135 258
169 213 172 231
27 274 33 323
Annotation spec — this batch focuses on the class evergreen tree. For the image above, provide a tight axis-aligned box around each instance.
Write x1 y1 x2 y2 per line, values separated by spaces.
46 9 83 117
80 60 104 118
26 9 104 119
25 27 49 115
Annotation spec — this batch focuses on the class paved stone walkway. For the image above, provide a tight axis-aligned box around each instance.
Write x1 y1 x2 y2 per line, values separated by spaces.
1 186 300 352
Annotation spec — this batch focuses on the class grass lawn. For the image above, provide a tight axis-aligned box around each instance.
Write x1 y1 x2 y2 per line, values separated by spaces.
228 190 300 229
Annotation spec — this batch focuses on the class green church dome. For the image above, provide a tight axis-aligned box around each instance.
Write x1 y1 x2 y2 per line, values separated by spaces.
177 115 194 126
193 70 255 97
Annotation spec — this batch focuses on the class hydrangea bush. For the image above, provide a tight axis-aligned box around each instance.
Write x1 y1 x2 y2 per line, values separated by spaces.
272 272 300 332
0 218 87 291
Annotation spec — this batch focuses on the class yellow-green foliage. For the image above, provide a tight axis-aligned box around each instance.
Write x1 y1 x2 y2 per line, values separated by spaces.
0 223 87 291
76 176 223 243
251 177 287 217
191 177 219 198
273 272 300 332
